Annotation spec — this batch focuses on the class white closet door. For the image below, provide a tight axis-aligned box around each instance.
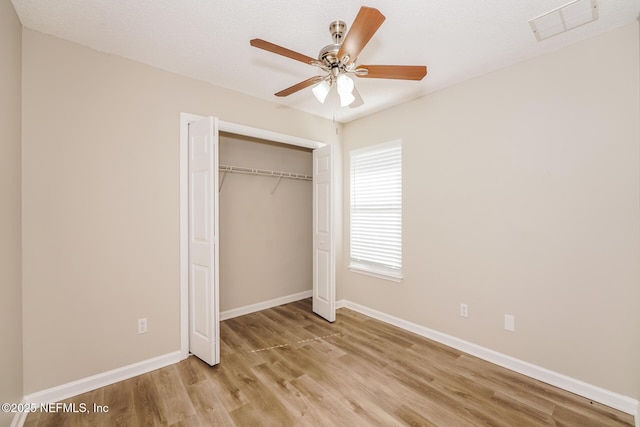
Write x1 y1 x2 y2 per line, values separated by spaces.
188 116 220 365
312 143 336 322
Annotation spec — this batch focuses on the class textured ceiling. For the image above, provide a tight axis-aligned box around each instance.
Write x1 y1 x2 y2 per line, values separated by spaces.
11 0 640 123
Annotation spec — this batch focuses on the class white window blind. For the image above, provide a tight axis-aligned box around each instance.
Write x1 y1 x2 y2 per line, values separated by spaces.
350 140 402 281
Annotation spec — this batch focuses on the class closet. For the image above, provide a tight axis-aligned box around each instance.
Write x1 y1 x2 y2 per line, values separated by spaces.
181 114 335 366
218 132 313 316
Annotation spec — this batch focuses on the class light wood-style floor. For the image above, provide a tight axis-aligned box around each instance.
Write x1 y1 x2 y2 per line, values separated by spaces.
25 299 634 426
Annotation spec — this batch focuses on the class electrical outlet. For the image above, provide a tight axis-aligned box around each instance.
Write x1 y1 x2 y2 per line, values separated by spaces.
138 318 148 334
504 314 515 332
460 303 468 318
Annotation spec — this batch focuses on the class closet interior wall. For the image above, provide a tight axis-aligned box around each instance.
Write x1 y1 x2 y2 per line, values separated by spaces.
218 132 313 313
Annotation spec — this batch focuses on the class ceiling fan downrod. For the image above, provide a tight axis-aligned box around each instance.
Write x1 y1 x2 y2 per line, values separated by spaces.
329 20 346 44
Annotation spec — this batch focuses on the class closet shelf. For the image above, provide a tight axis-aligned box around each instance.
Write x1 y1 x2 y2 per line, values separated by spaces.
219 164 312 180
219 164 312 193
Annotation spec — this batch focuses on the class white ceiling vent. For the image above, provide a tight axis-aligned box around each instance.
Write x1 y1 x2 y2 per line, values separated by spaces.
529 0 599 42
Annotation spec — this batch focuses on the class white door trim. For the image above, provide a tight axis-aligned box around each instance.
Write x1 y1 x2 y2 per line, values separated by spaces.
179 113 327 358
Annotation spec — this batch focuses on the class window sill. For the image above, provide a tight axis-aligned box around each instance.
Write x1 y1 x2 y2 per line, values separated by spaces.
348 263 403 283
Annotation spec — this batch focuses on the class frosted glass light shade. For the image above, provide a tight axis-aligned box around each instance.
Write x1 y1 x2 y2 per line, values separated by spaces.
339 91 355 107
312 80 330 104
337 74 355 106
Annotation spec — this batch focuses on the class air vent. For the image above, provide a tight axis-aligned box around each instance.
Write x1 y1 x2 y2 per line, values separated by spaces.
529 0 599 42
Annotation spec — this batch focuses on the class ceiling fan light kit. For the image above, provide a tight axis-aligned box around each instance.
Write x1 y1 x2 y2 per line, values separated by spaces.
250 6 427 108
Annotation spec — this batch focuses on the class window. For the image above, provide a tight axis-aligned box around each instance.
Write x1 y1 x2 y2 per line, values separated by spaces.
349 140 402 282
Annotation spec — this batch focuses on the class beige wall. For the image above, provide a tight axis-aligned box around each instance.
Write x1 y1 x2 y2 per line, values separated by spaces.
0 1 23 425
342 23 640 400
219 134 312 311
21 29 339 394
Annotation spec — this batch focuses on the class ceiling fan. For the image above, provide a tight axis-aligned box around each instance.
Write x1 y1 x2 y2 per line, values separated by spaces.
250 6 427 108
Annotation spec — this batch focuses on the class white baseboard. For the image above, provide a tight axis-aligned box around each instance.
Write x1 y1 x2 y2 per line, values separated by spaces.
11 350 184 427
220 290 312 321
10 404 28 427
337 299 639 423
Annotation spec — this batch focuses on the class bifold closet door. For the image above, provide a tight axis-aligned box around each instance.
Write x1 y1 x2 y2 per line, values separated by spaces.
188 116 220 366
312 143 336 322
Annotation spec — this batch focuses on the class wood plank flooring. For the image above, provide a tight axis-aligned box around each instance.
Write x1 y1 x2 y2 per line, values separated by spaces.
24 299 634 426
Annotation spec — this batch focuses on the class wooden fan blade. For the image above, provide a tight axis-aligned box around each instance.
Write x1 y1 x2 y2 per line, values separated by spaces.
337 7 385 64
275 76 325 97
356 65 427 80
250 39 317 65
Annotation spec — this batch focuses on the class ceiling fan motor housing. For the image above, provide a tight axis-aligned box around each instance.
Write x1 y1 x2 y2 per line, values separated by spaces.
318 20 347 67
318 20 347 72
318 43 341 66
